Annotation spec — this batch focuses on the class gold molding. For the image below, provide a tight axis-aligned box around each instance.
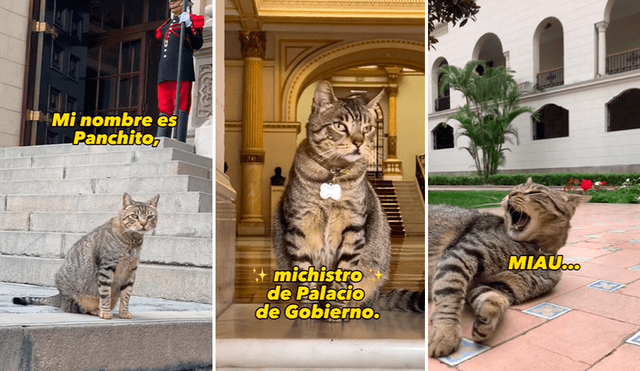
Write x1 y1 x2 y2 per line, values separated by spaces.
277 39 342 121
282 38 425 121
240 31 267 59
254 0 424 19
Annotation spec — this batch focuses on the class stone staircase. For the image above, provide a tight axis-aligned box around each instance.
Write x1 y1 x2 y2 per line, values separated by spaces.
368 178 405 238
0 138 212 304
393 180 425 236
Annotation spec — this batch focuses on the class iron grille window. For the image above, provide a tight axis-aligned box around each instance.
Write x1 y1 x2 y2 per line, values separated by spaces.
533 104 569 140
433 123 454 149
436 60 450 112
607 89 640 132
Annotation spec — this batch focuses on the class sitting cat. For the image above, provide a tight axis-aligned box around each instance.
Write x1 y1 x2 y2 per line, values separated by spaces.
428 178 588 357
13 193 159 319
272 80 424 317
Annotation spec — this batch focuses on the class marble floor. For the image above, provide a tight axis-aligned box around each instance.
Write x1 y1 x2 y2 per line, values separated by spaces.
429 203 640 371
216 235 426 370
232 235 425 304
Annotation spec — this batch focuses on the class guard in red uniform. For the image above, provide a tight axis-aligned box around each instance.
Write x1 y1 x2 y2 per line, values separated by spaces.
156 0 204 141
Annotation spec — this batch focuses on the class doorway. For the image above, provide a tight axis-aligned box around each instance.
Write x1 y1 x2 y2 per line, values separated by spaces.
22 0 169 145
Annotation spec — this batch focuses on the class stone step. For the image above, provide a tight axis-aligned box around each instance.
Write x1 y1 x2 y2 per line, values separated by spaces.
1 282 212 371
3 192 212 213
0 175 212 195
0 231 211 268
0 160 211 182
0 211 212 238
0 255 212 303
0 137 194 159
393 180 425 236
0 147 212 171
65 161 211 180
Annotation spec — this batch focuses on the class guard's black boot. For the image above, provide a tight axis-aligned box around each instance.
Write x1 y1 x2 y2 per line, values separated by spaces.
156 114 173 138
173 110 189 143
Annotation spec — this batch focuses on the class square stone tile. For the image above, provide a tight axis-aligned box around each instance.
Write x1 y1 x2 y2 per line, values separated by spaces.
629 265 640 272
589 344 640 371
457 336 590 371
513 310 637 365
428 356 457 371
587 280 625 292
618 280 640 298
627 329 640 347
551 287 640 326
522 302 571 320
601 247 623 253
437 338 489 367
590 249 640 268
460 307 545 348
511 274 593 310
565 261 640 284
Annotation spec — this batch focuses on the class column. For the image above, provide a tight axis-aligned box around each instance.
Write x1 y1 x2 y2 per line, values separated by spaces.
238 31 267 235
214 2 236 316
503 51 510 70
383 67 403 180
596 21 608 77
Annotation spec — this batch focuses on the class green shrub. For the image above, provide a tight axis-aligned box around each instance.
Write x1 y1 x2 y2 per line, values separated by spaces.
428 173 640 187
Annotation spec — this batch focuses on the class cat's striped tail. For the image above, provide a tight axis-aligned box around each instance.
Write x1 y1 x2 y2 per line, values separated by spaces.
375 289 425 312
12 294 61 307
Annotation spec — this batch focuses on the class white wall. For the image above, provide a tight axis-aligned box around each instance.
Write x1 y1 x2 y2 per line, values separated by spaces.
0 0 29 147
428 0 640 174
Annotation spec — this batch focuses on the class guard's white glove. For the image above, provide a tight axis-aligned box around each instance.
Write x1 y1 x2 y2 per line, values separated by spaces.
180 12 192 27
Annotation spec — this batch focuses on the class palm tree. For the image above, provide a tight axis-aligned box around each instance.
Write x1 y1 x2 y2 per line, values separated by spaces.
438 60 536 181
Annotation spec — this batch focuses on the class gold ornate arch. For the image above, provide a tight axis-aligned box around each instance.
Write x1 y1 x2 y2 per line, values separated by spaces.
280 38 425 122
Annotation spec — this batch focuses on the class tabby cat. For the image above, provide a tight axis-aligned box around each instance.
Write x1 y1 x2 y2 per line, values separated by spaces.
428 178 588 357
13 193 159 319
272 81 424 316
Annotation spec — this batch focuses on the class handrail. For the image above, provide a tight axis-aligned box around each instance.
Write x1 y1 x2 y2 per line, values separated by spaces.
536 67 564 89
415 154 425 200
607 47 640 75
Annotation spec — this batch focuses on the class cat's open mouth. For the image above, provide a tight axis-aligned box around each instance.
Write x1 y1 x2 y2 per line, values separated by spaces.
509 207 530 231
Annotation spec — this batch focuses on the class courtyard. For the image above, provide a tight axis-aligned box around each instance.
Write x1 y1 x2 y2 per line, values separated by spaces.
430 202 640 370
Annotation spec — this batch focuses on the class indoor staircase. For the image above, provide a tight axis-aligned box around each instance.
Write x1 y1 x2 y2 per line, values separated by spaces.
0 138 212 304
368 177 405 238
393 180 425 236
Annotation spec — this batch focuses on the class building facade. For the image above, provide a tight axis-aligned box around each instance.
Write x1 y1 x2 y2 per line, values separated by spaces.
0 0 211 148
428 0 640 175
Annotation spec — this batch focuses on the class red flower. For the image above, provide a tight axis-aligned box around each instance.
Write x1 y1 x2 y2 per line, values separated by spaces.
601 181 606 186
580 180 593 192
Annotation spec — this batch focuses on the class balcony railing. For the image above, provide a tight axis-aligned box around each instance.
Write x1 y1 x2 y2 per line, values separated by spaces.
435 96 450 111
607 48 640 75
536 67 564 89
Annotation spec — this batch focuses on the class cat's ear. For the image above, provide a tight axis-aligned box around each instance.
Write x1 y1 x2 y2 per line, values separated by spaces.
312 81 337 113
147 194 160 207
560 192 591 216
526 177 534 185
123 193 133 208
366 88 385 110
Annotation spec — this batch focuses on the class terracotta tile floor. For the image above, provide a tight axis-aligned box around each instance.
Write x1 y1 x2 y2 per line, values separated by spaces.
430 203 640 370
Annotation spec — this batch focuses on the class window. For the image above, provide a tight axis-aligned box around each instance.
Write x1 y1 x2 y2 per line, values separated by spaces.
435 59 450 111
607 89 640 132
533 104 569 140
433 123 454 149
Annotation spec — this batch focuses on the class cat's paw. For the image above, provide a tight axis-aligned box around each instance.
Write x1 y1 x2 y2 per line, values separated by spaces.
323 300 355 323
119 311 132 319
471 292 508 342
99 311 113 320
428 322 461 357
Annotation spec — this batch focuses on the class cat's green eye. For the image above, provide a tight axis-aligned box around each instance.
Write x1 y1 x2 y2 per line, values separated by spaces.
363 125 374 133
148 215 155 219
333 122 347 131
130 214 139 219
